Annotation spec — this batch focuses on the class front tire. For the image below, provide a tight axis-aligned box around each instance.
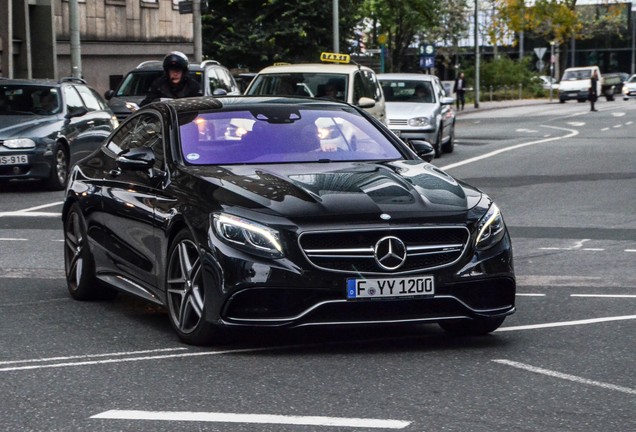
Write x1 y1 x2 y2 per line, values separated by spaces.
434 128 442 158
64 203 117 300
166 230 219 345
439 316 505 336
441 124 455 154
45 142 69 190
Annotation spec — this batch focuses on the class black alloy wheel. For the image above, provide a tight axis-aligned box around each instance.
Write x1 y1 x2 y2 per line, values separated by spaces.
64 203 117 300
438 316 505 336
46 142 69 190
166 230 218 345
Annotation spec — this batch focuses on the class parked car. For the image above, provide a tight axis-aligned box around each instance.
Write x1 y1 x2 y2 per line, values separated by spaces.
105 59 241 120
377 73 456 158
63 95 516 345
603 72 630 98
622 74 636 100
245 52 387 124
0 78 118 189
537 75 559 91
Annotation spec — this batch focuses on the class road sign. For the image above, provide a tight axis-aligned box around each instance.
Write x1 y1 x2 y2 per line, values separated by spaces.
534 47 547 59
420 56 435 69
178 1 192 14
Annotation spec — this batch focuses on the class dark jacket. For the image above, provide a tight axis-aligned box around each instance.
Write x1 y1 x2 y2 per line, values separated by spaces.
140 74 201 106
589 75 598 101
453 77 466 94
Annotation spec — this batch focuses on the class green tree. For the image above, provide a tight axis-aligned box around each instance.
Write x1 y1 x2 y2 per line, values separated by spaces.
362 0 436 72
202 0 364 71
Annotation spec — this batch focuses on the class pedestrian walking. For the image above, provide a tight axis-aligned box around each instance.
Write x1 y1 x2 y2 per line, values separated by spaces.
589 70 599 111
453 72 466 111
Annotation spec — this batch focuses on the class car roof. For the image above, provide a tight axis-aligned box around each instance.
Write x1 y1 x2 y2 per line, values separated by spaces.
0 78 87 87
145 95 351 115
255 63 374 74
377 73 437 81
132 59 228 73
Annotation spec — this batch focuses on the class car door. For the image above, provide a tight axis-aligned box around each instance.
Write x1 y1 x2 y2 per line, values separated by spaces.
433 78 453 141
98 111 166 299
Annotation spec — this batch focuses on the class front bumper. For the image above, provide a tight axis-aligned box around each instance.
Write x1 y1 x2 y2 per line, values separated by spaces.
0 146 52 181
203 230 516 329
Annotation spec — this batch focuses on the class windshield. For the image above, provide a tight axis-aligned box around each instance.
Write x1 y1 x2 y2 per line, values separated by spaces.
246 73 348 101
0 85 60 115
379 80 435 103
179 106 403 165
562 69 592 80
115 71 202 97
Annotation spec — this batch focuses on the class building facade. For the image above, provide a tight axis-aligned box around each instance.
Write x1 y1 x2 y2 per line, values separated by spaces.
1 0 194 94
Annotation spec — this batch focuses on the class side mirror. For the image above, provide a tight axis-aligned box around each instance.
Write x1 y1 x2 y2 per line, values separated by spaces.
357 96 376 109
409 140 435 162
65 106 89 119
212 88 228 96
104 89 114 100
440 97 455 106
116 147 155 171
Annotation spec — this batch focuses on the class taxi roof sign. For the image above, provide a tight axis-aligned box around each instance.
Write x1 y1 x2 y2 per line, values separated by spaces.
320 52 351 64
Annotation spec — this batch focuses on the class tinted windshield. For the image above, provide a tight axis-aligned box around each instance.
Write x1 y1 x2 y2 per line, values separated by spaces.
179 106 402 165
379 80 435 103
246 73 348 101
0 85 60 115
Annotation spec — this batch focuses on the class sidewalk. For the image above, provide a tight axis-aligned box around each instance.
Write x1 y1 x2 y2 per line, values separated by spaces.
454 97 557 114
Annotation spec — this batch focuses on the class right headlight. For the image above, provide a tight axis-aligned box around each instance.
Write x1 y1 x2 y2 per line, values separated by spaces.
3 138 36 149
475 203 506 250
212 213 284 258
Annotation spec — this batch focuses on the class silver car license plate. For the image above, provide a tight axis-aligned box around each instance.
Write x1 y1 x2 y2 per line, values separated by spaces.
0 155 28 165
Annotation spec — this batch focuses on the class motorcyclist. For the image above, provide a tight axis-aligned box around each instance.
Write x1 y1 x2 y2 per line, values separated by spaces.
140 51 201 106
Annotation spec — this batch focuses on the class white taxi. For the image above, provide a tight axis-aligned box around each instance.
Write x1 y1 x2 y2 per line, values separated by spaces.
245 52 386 124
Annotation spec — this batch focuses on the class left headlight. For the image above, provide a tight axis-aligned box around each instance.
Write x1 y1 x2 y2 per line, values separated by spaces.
212 213 284 258
3 138 36 149
475 203 506 250
408 117 432 127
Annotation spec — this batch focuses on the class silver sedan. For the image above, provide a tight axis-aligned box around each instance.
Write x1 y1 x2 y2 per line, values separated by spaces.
378 73 456 158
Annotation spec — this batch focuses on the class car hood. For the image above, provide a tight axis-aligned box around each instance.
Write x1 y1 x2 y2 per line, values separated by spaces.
384 102 437 119
186 160 483 223
0 115 61 139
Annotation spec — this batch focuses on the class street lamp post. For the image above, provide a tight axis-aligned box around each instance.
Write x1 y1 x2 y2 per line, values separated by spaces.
474 0 480 108
333 0 339 53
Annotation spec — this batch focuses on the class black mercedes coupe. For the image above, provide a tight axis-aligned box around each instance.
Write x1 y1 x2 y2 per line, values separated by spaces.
62 96 515 345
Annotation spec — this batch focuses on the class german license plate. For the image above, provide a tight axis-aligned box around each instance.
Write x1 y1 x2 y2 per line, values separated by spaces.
0 155 28 165
347 276 434 299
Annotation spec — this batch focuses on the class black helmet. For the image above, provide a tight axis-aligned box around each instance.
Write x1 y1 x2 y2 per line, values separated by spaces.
163 51 189 73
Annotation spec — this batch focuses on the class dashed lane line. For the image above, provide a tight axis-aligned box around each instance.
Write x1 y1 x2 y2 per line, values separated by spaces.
495 315 636 332
493 359 636 395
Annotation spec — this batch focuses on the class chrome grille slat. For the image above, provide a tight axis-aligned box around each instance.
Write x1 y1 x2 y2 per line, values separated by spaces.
298 226 470 275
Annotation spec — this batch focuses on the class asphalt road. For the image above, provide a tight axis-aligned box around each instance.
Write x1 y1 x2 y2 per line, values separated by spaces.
1 98 635 432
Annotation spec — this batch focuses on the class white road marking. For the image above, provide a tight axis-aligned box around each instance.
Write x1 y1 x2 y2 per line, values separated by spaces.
0 348 187 366
611 112 626 117
0 201 63 218
495 315 636 332
493 359 636 395
0 238 28 241
613 124 622 128
601 127 610 131
626 249 636 252
440 125 578 171
627 121 634 125
566 121 585 127
91 410 411 429
516 128 538 133
571 294 636 299
516 293 545 297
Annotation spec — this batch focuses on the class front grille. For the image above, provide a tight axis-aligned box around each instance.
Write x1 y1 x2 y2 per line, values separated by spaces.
298 226 470 275
388 119 408 126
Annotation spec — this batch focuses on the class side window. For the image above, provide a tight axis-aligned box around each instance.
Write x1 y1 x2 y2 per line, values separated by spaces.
365 71 383 101
108 113 164 169
74 85 101 111
63 85 85 112
353 73 366 103
217 68 237 93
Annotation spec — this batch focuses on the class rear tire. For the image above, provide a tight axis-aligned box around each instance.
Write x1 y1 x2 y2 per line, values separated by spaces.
439 316 505 336
166 230 220 345
64 203 117 300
